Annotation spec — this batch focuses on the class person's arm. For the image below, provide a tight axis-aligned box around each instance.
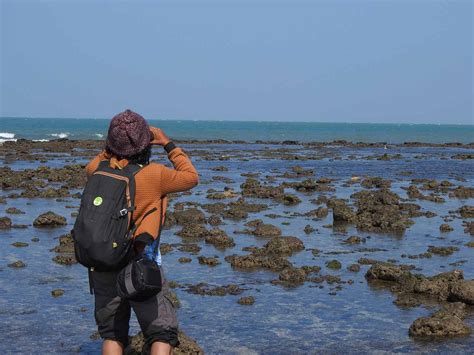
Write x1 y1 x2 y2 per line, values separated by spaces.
149 127 199 194
160 147 199 194
85 150 111 176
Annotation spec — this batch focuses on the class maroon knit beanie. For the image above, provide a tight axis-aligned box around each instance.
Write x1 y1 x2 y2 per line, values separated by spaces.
105 109 151 158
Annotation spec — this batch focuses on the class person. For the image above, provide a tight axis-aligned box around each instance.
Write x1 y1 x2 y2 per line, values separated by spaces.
85 109 199 355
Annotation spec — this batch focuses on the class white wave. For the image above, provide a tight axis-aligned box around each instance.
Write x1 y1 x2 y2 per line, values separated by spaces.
0 138 17 143
50 132 69 138
0 132 15 139
33 139 50 142
95 133 104 138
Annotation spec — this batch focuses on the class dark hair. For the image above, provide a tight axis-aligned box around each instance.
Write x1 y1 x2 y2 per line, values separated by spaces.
105 144 152 166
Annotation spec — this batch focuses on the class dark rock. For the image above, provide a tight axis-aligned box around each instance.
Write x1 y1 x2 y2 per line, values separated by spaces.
204 228 235 249
304 225 315 234
240 178 284 199
253 223 282 238
463 221 474 235
160 243 173 255
11 242 29 247
8 260 26 268
365 263 412 282
51 289 65 298
206 189 239 199
427 246 459 256
207 215 222 226
176 224 209 239
347 264 360 272
225 254 291 271
6 207 25 214
409 303 471 337
276 267 307 284
450 186 474 199
342 236 365 244
326 260 342 270
185 283 244 296
33 211 67 227
439 224 454 232
361 177 391 189
178 257 192 263
352 189 413 233
330 199 356 224
393 293 421 308
285 178 334 193
197 256 221 266
448 280 474 305
52 255 77 265
177 244 201 254
358 258 380 265
211 165 228 171
50 233 77 265
237 296 255 305
0 216 12 229
459 206 474 218
222 198 268 220
173 208 206 226
282 194 301 205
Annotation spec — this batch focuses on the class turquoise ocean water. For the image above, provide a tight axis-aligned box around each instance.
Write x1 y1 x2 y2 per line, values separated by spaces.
0 117 473 143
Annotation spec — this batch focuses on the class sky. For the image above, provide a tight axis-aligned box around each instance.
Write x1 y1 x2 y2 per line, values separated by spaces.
1 0 472 124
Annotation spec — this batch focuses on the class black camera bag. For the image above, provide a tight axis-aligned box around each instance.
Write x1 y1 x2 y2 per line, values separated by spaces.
116 200 164 301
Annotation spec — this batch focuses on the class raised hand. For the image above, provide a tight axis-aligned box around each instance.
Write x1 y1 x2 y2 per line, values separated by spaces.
149 126 171 146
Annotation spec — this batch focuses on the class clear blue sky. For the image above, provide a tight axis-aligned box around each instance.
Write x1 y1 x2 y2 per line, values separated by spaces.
1 0 472 124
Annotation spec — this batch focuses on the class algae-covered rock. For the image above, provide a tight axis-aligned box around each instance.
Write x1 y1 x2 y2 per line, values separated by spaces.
33 211 67 227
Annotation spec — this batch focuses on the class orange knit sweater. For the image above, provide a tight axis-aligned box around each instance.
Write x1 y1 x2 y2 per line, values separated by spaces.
85 147 198 241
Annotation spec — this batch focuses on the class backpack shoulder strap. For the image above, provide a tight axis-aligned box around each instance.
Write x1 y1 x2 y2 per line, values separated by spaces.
96 160 110 172
122 163 147 232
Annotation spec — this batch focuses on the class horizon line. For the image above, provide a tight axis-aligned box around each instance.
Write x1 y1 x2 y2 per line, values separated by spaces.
0 116 473 126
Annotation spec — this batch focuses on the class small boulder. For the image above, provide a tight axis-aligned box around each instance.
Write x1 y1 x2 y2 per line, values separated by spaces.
197 256 221 266
8 260 26 268
409 303 471 337
448 280 474 305
6 207 25 214
33 211 67 227
51 289 65 298
439 224 454 232
0 216 12 229
237 296 255 305
326 260 342 270
11 242 29 247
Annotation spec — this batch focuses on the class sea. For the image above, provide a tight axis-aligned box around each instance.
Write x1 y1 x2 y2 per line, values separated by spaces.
0 117 473 143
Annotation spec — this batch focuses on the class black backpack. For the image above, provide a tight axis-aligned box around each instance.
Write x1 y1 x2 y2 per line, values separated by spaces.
72 160 154 271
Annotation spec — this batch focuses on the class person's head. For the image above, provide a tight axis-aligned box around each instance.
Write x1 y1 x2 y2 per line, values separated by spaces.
105 109 152 165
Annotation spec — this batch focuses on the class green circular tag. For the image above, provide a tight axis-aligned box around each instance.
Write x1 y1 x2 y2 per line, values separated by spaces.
93 196 103 206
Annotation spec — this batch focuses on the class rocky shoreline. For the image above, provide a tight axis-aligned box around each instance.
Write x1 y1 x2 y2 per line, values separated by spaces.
1 139 473 352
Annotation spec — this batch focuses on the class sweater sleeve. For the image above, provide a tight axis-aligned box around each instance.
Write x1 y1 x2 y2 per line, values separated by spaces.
160 147 199 195
85 150 110 176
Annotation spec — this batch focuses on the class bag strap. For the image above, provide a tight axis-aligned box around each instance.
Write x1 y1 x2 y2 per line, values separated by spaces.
152 198 165 258
121 163 145 230
95 160 149 234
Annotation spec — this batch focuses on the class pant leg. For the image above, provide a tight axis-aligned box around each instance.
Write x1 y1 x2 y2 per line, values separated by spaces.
90 269 131 347
130 268 180 353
